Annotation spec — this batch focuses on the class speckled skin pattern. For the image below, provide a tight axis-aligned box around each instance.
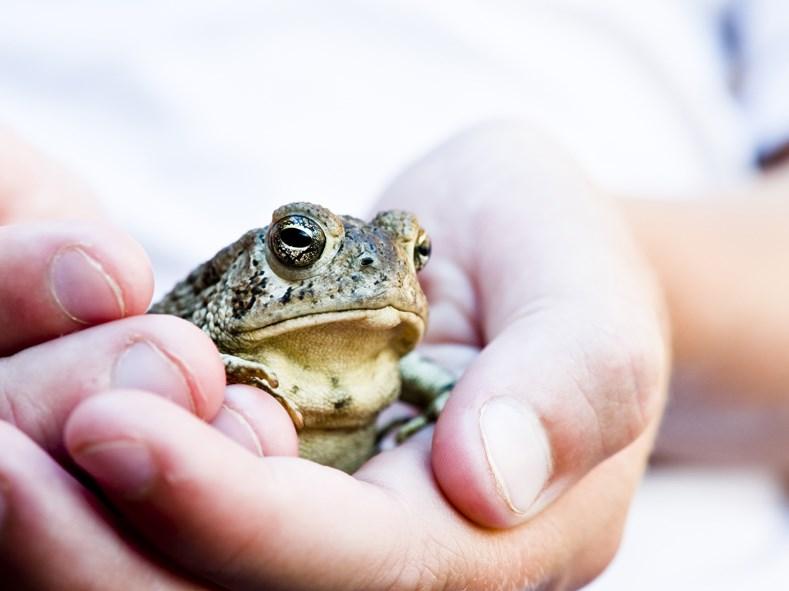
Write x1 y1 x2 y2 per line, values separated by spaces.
150 202 429 472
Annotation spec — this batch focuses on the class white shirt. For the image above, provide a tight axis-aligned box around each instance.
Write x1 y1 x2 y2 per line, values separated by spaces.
0 1 787 588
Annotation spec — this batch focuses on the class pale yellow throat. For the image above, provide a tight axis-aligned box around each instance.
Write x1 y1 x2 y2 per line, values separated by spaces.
241 306 424 431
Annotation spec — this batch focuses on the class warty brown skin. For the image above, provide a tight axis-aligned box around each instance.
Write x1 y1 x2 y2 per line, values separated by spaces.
150 202 430 471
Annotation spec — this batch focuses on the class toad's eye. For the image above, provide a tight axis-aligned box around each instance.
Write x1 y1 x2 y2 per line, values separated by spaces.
268 215 326 268
414 230 431 271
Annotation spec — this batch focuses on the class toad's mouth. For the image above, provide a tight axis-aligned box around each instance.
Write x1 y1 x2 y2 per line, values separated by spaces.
236 306 425 344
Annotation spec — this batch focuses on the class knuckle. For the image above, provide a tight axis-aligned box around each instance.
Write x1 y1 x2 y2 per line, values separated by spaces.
0 360 52 449
375 497 484 591
576 326 666 455
380 520 453 590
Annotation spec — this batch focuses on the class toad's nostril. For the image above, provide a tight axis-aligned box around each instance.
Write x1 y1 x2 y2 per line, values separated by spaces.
360 256 375 266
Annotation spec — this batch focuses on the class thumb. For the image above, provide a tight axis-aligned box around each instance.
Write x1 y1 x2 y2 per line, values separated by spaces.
431 306 667 528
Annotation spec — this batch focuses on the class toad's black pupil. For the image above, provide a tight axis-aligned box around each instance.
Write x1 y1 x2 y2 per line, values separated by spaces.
418 243 431 257
280 226 312 248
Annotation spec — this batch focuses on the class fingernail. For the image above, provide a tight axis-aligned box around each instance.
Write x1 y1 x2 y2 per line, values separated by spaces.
73 440 155 499
479 397 553 516
113 341 195 412
50 246 125 323
213 404 264 456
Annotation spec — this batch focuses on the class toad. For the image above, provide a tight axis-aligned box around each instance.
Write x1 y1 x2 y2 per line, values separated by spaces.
150 202 453 472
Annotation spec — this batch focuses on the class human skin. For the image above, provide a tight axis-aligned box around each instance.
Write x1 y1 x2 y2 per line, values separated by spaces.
0 131 298 587
0 127 98 223
624 180 789 467
3 122 788 589
1 124 784 589
0 123 671 589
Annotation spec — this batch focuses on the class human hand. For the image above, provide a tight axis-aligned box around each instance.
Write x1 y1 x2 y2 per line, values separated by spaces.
0 130 286 454
0 130 297 587
381 123 670 528
0 123 669 590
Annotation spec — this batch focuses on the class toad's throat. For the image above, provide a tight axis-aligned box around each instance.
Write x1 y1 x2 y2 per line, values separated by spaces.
235 307 424 430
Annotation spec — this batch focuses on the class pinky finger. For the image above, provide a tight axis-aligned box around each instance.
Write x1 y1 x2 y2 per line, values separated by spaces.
0 421 208 591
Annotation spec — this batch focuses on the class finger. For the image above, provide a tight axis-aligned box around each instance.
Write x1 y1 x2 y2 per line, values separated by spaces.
379 124 670 527
432 314 666 528
66 392 403 590
0 221 154 355
0 421 207 590
210 385 299 457
0 126 100 223
65 390 654 590
0 314 225 455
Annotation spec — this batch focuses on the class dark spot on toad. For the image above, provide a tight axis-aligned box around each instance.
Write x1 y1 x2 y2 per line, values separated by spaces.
280 287 293 304
333 396 351 410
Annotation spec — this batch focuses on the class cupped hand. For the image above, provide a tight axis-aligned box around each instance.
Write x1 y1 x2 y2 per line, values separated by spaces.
381 123 670 528
0 130 297 455
0 130 297 587
0 123 670 590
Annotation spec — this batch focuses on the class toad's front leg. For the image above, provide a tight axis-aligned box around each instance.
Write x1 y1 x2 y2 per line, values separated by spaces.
383 352 456 443
222 354 304 429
